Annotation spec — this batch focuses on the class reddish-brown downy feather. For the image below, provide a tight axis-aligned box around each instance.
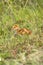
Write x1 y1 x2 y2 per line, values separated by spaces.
12 24 32 35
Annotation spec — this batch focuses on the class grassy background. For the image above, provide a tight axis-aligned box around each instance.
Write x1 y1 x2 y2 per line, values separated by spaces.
0 0 43 65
